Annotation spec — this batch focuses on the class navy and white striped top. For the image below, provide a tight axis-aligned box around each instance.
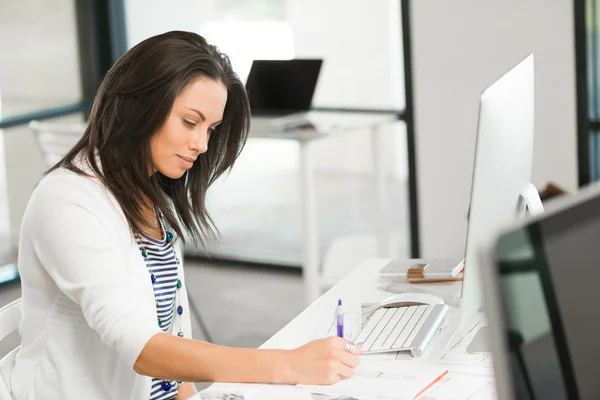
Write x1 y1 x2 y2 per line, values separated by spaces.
137 230 179 400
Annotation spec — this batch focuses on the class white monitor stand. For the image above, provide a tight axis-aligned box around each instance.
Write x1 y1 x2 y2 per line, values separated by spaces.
466 183 544 353
517 182 545 217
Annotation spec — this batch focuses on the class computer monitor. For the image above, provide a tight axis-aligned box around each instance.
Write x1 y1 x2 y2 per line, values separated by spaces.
245 59 323 116
480 182 600 400
459 54 543 339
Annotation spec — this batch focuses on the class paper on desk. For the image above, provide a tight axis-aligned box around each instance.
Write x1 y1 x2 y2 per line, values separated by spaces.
360 303 380 328
312 308 361 342
243 386 313 400
296 361 447 400
198 390 244 399
199 383 272 400
416 373 496 400
428 313 492 368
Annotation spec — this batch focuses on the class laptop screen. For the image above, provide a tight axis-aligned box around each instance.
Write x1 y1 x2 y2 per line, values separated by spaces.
245 59 322 115
496 192 600 399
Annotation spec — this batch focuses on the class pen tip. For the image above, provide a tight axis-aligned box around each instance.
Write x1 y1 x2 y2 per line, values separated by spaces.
338 299 342 305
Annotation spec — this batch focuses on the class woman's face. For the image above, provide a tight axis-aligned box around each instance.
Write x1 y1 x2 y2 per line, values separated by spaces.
150 77 227 179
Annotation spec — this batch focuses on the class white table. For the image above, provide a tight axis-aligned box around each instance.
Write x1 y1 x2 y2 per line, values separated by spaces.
250 111 398 305
193 258 496 399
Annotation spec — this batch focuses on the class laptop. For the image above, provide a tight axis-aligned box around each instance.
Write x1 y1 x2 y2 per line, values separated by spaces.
480 182 600 400
245 59 322 131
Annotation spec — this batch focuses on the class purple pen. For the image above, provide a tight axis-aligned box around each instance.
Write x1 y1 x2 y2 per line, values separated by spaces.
336 299 344 338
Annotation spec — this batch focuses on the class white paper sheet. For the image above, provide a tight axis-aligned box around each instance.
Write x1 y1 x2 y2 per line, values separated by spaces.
416 374 496 400
243 386 314 400
296 361 447 400
313 307 361 342
430 317 493 368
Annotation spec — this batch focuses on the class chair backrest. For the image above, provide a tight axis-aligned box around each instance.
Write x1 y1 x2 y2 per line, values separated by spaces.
29 120 86 167
0 299 20 344
0 299 20 399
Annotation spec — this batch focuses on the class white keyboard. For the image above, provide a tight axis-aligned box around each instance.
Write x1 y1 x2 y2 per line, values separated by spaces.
355 304 448 357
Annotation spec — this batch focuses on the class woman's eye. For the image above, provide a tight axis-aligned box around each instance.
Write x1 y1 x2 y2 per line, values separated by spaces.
183 119 197 127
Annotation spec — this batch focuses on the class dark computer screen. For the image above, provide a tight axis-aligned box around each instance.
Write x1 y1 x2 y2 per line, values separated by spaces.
245 59 322 115
497 193 600 400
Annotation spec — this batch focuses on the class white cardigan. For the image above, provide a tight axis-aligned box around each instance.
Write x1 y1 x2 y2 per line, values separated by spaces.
1 164 193 400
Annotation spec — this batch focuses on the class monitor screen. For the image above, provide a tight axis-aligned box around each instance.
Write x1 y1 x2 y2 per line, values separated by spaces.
497 192 600 399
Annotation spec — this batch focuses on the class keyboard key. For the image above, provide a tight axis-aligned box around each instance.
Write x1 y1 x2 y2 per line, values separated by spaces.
392 305 427 348
355 308 386 346
381 306 418 349
361 308 396 350
404 306 432 347
370 307 407 351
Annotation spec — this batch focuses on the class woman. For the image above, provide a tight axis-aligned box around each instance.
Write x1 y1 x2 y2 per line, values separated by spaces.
6 31 360 400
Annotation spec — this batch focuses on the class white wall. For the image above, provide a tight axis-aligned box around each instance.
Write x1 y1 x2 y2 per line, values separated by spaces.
125 0 209 47
287 0 404 110
411 1 578 257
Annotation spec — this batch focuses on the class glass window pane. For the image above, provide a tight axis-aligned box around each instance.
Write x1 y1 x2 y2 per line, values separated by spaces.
1 113 86 238
590 131 600 181
124 0 405 109
0 0 82 117
123 0 409 270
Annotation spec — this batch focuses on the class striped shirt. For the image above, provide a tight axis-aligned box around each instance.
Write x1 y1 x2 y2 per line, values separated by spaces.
137 230 179 400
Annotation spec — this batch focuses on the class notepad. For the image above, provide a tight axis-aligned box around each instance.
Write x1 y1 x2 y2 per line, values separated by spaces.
296 360 448 399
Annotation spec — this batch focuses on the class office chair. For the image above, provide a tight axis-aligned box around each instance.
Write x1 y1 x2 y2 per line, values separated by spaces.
29 121 213 343
0 298 21 398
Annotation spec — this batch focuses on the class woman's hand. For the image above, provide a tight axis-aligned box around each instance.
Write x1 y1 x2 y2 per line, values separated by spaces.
286 336 362 385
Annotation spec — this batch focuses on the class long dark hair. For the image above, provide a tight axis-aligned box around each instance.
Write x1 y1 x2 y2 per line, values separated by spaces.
49 30 250 245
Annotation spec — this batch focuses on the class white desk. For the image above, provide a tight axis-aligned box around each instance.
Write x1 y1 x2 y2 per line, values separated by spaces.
250 111 398 305
194 258 496 399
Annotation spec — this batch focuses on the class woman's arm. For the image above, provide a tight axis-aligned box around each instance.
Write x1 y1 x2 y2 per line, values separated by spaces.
29 178 360 387
134 334 361 385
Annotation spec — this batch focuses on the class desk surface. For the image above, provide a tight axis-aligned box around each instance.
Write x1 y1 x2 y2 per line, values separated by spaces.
249 110 398 141
193 259 496 399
